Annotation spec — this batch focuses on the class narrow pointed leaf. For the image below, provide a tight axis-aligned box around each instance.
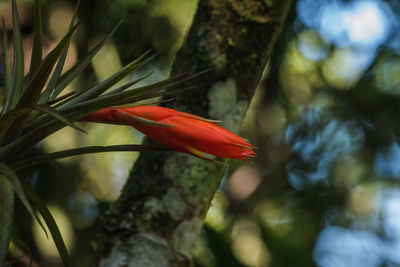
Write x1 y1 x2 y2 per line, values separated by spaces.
65 50 152 105
102 71 153 96
23 185 70 267
103 68 211 105
1 19 11 114
21 74 189 139
0 175 14 265
7 0 24 109
72 69 208 110
57 72 154 109
44 21 123 103
11 144 167 170
33 105 86 133
21 73 156 134
17 24 79 108
0 163 47 238
26 0 43 83
39 1 80 104
46 91 76 106
66 72 184 111
0 107 29 143
2 24 79 142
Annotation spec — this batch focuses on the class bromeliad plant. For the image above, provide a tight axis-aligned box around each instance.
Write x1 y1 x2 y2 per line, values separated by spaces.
0 0 256 265
0 0 200 265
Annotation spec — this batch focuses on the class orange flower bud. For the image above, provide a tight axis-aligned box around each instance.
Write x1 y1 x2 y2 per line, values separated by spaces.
80 106 256 161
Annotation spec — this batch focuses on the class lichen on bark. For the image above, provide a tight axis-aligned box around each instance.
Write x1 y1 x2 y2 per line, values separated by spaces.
96 0 293 266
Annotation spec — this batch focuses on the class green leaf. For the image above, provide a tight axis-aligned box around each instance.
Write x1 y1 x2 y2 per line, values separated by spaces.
7 73 192 155
0 163 47 239
108 68 211 105
103 71 154 95
33 105 87 133
46 91 77 106
39 0 80 104
1 24 79 142
5 0 25 111
64 72 184 111
11 144 167 170
21 74 154 136
26 0 43 83
0 174 14 265
17 23 79 109
0 107 30 143
43 20 122 103
23 185 70 267
1 19 11 114
65 50 152 106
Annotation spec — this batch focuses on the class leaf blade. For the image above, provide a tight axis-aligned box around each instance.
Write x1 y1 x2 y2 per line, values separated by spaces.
0 162 47 238
33 104 87 133
17 23 79 109
39 0 80 104
11 144 167 170
1 18 11 114
1 24 79 142
0 174 14 265
23 185 70 267
65 50 152 105
45 20 123 102
7 0 25 109
0 107 30 144
26 0 43 83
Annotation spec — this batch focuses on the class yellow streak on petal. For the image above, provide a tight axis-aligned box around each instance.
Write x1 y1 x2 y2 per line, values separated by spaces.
185 145 216 160
186 145 206 158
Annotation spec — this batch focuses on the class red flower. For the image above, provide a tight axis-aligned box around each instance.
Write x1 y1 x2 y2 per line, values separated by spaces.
80 106 256 161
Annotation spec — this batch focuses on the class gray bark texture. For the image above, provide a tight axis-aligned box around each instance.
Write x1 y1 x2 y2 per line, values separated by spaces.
97 0 292 266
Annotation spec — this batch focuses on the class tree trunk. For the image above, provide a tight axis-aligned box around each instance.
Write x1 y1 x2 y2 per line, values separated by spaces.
96 0 292 266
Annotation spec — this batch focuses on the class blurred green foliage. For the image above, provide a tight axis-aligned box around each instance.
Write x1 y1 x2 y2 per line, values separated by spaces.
3 0 400 266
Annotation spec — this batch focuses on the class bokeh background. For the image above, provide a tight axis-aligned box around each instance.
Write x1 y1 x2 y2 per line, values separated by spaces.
2 0 400 266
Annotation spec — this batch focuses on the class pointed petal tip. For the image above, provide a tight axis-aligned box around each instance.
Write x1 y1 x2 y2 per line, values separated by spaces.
234 143 257 150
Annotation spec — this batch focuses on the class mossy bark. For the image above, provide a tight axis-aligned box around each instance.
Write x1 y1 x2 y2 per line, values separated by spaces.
97 0 292 266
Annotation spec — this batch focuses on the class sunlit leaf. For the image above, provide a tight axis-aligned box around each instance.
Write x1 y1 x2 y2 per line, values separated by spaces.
0 175 14 264
23 185 70 267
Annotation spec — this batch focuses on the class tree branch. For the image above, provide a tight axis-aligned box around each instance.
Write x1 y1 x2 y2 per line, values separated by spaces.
97 0 293 266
